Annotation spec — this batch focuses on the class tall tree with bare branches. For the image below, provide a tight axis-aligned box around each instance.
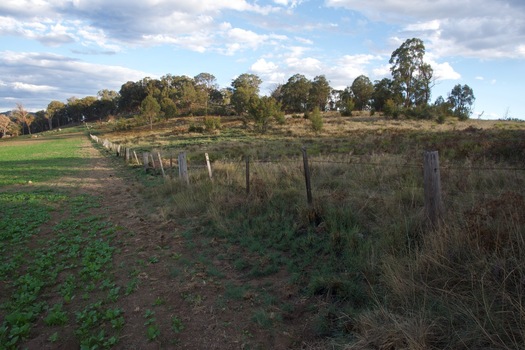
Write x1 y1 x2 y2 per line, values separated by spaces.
13 103 35 135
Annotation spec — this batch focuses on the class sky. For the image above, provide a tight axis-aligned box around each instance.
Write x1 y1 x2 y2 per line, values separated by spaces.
0 0 524 120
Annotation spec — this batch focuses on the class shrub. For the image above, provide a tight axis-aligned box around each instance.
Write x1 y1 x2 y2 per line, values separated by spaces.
204 117 221 131
383 99 400 119
309 107 323 133
340 99 355 117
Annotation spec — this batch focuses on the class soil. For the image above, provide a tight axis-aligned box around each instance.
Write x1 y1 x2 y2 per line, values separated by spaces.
16 134 327 349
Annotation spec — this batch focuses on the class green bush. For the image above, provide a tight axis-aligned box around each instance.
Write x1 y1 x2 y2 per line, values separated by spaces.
309 107 323 132
204 117 221 131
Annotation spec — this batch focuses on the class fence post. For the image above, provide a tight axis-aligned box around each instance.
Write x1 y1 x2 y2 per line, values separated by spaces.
143 152 149 172
424 151 444 227
125 148 130 162
178 152 189 184
157 152 166 178
150 154 156 170
302 147 313 205
245 156 250 194
133 151 140 165
170 154 173 177
205 153 213 181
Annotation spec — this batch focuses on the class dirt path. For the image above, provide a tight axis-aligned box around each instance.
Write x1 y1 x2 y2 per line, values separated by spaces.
40 136 318 349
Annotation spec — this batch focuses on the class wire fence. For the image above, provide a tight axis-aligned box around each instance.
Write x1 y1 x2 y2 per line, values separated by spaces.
90 133 525 226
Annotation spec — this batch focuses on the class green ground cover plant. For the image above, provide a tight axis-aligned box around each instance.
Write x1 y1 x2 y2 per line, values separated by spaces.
0 131 129 349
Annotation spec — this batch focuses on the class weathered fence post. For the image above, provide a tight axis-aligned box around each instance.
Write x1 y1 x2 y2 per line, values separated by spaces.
178 152 189 184
205 153 213 181
302 147 313 205
125 148 131 162
245 156 250 195
424 151 444 227
143 152 149 172
133 151 140 165
150 154 156 170
157 152 166 178
170 154 173 177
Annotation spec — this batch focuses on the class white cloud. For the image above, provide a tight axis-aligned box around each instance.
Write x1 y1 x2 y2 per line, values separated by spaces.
0 51 149 111
326 0 525 60
12 82 56 92
250 58 285 84
251 58 279 74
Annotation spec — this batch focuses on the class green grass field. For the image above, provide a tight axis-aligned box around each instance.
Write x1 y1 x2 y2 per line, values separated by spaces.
0 131 127 349
0 132 86 187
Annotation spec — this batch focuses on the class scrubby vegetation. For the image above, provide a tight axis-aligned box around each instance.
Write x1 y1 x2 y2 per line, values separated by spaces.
93 112 525 348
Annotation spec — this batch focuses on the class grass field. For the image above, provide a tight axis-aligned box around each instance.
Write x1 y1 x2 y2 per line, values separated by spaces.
0 130 130 348
2 114 525 349
0 132 86 186
94 113 525 348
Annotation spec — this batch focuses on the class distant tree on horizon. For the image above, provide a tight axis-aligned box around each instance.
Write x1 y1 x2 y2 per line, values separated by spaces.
13 103 34 135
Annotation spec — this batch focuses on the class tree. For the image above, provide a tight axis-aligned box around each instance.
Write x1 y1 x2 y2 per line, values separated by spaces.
280 74 311 113
309 75 331 111
389 38 433 108
448 84 475 120
194 73 218 116
171 76 199 115
46 100 66 128
351 75 374 111
372 78 401 112
118 81 147 114
141 95 161 130
248 96 284 133
161 98 177 119
13 103 34 135
231 73 262 117
0 114 12 136
309 106 323 133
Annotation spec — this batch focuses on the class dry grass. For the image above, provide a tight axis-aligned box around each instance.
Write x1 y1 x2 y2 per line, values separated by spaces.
92 113 525 348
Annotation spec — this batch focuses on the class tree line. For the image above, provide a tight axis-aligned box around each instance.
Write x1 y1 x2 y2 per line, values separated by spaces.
0 38 475 137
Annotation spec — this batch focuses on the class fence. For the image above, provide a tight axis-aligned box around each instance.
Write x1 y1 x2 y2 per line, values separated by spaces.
89 133 525 228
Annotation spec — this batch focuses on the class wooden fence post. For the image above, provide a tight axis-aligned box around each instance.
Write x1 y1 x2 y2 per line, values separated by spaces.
245 156 250 194
205 153 213 180
133 151 140 165
424 151 444 227
125 148 131 162
157 152 166 178
143 152 149 172
150 154 156 170
170 154 173 177
178 152 189 184
302 147 313 205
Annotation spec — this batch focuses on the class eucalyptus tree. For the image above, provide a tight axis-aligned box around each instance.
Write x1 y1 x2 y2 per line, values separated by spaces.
0 114 12 136
309 75 331 111
350 75 374 111
46 100 66 128
118 81 147 114
280 73 311 113
194 72 218 115
141 95 161 130
13 103 34 135
389 38 433 108
231 73 262 116
448 84 475 120
372 78 400 112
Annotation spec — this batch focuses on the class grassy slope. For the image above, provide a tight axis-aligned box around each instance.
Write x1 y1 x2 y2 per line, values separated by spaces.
95 113 525 348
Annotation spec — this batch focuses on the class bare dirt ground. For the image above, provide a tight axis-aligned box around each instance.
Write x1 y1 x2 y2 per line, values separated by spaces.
23 135 325 349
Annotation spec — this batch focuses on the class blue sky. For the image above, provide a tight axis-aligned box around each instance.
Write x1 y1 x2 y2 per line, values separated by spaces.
1 0 524 120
